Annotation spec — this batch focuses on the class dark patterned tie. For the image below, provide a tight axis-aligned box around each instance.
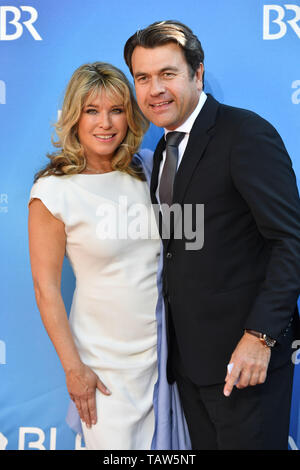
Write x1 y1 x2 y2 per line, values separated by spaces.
159 131 185 206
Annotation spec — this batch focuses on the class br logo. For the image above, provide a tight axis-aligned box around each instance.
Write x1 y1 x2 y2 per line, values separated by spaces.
0 340 6 364
0 6 42 40
263 4 300 39
0 80 5 104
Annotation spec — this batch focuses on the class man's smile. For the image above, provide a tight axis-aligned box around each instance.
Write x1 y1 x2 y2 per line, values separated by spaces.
149 100 174 111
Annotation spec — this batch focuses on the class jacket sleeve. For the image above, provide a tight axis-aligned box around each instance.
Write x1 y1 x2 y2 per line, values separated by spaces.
230 113 300 341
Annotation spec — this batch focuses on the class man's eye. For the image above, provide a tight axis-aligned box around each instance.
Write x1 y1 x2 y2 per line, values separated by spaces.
163 73 175 78
137 76 148 83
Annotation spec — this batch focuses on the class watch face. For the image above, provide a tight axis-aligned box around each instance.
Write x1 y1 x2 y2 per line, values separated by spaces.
263 334 276 347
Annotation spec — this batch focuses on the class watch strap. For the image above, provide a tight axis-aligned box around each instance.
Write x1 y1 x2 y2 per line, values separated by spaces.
245 329 276 348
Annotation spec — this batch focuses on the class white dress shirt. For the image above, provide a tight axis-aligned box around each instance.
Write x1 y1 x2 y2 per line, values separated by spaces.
156 91 207 203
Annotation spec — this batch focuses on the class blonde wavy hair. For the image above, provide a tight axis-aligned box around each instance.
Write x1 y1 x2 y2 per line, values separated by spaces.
35 62 149 181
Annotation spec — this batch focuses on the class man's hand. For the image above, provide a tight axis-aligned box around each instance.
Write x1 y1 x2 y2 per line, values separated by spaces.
223 331 271 397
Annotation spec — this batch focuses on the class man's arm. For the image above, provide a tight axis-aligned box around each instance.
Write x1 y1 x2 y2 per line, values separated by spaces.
224 113 300 396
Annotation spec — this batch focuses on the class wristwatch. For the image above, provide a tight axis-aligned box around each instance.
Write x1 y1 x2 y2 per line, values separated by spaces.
245 329 276 348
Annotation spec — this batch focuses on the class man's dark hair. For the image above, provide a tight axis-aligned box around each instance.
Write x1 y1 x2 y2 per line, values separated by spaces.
124 20 205 83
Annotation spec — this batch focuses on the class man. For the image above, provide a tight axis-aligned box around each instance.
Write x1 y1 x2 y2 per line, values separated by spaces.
124 20 300 450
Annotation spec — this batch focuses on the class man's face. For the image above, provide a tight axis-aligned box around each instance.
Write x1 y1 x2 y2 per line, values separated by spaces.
131 42 203 130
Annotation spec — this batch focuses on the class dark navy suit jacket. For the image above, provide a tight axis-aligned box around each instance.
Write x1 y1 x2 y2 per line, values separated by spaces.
150 94 300 385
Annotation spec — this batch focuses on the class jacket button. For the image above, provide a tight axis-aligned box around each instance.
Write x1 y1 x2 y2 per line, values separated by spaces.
166 252 172 259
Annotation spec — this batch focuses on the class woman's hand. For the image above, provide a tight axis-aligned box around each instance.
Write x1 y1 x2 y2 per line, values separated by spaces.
66 363 111 428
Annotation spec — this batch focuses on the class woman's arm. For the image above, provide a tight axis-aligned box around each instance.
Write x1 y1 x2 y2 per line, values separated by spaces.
28 198 110 427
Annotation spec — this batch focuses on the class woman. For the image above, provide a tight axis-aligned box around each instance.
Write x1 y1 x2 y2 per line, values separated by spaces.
28 62 161 450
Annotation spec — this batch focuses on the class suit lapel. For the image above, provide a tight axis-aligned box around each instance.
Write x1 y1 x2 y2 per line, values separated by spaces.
150 135 165 205
150 136 168 248
172 94 219 206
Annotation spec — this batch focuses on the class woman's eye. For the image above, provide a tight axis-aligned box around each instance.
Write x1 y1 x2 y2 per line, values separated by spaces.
86 108 97 114
111 108 123 114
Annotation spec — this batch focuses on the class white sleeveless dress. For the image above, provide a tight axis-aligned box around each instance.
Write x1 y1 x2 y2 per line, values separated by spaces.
29 169 160 450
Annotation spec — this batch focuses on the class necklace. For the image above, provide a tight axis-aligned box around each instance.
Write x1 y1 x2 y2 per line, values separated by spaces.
85 165 113 174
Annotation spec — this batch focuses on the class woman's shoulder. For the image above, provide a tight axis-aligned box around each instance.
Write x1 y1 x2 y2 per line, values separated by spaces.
29 174 71 220
133 148 154 176
31 174 70 192
133 148 154 184
29 174 70 206
135 148 153 164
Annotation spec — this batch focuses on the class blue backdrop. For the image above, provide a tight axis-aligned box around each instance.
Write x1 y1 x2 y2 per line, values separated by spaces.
0 0 299 450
